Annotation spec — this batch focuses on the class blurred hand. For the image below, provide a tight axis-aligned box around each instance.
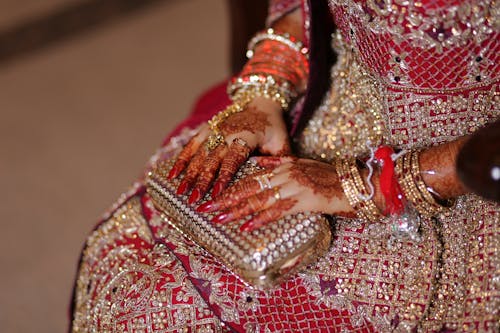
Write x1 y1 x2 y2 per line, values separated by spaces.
196 156 356 232
168 97 290 203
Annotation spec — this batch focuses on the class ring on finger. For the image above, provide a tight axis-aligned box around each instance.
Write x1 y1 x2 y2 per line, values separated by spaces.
273 187 281 201
232 137 251 158
254 173 273 191
232 137 250 149
206 132 225 151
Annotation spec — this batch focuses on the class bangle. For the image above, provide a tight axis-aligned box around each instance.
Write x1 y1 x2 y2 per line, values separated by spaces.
243 41 309 86
228 29 309 111
395 151 453 217
246 28 308 59
228 75 295 110
335 158 383 223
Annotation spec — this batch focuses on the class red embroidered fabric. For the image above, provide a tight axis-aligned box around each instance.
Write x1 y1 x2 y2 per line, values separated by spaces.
71 1 499 332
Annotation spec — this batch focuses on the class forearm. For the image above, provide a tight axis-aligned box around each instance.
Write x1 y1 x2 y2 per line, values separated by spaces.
362 137 469 213
419 136 468 199
272 9 304 44
232 8 307 107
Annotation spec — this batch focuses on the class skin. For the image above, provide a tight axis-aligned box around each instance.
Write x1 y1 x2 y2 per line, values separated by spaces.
170 96 289 203
173 9 470 231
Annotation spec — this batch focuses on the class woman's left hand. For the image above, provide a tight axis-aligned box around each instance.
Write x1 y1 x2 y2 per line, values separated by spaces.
196 156 356 232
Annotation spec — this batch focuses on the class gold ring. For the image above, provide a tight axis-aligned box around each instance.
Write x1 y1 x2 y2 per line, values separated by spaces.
273 187 281 201
206 132 225 151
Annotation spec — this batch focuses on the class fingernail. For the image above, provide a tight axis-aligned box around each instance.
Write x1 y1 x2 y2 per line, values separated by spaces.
239 220 255 232
176 180 190 195
168 166 180 179
211 181 224 197
188 187 202 204
212 213 232 224
196 200 217 213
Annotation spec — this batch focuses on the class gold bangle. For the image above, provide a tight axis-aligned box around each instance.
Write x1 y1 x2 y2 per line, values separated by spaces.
396 151 449 217
336 158 382 223
228 75 295 110
410 150 452 209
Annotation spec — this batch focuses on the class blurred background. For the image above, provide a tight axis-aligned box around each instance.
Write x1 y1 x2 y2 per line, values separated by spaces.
0 0 268 331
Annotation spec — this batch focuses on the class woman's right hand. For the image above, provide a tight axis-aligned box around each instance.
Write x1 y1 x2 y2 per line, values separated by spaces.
167 97 291 203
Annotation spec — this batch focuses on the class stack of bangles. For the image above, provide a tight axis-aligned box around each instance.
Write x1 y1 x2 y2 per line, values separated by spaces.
395 150 454 218
335 149 453 224
206 28 309 151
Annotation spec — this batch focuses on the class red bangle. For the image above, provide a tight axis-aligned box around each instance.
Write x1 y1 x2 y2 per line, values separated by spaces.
374 146 406 216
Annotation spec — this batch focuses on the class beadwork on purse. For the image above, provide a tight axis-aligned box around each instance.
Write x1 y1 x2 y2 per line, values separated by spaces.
146 158 332 289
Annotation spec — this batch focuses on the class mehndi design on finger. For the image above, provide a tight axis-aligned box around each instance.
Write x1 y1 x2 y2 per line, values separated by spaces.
250 156 297 168
168 137 200 179
189 144 226 203
240 198 298 232
212 138 252 197
213 189 276 224
211 170 270 207
176 147 208 195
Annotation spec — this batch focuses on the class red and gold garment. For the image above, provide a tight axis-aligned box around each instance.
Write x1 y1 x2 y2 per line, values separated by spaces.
71 1 499 332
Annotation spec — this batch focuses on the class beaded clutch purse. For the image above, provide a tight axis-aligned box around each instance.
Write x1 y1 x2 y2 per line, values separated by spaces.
146 158 332 289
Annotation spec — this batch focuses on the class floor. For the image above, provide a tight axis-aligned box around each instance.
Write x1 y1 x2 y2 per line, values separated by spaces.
0 1 228 331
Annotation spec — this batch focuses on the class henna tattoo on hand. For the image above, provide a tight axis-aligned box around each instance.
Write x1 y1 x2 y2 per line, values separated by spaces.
220 106 271 136
213 140 252 196
212 170 270 210
252 156 297 168
218 189 276 223
181 148 208 184
189 145 227 203
289 160 344 201
240 198 298 231
169 137 199 179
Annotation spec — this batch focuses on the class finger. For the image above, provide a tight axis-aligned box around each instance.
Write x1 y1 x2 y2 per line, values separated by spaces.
197 170 269 212
211 138 252 197
176 146 208 195
240 196 299 232
212 188 276 224
168 128 209 179
198 170 288 212
249 156 297 169
213 182 297 224
188 144 227 204
261 131 292 156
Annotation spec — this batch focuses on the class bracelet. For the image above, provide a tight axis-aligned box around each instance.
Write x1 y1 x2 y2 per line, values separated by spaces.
335 158 383 223
206 81 296 150
243 41 309 85
395 150 452 217
228 29 309 112
246 28 308 59
206 90 256 151
228 75 296 110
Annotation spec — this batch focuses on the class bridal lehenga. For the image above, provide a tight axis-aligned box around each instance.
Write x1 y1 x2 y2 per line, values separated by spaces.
71 1 499 332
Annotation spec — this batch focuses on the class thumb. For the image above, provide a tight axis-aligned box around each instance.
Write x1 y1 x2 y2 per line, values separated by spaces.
260 128 291 156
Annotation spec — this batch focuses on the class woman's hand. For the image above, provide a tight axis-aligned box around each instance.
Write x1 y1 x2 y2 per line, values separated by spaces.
196 156 356 232
168 98 290 203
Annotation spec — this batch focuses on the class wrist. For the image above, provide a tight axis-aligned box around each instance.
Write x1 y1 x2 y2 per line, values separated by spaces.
359 168 386 213
247 97 283 114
